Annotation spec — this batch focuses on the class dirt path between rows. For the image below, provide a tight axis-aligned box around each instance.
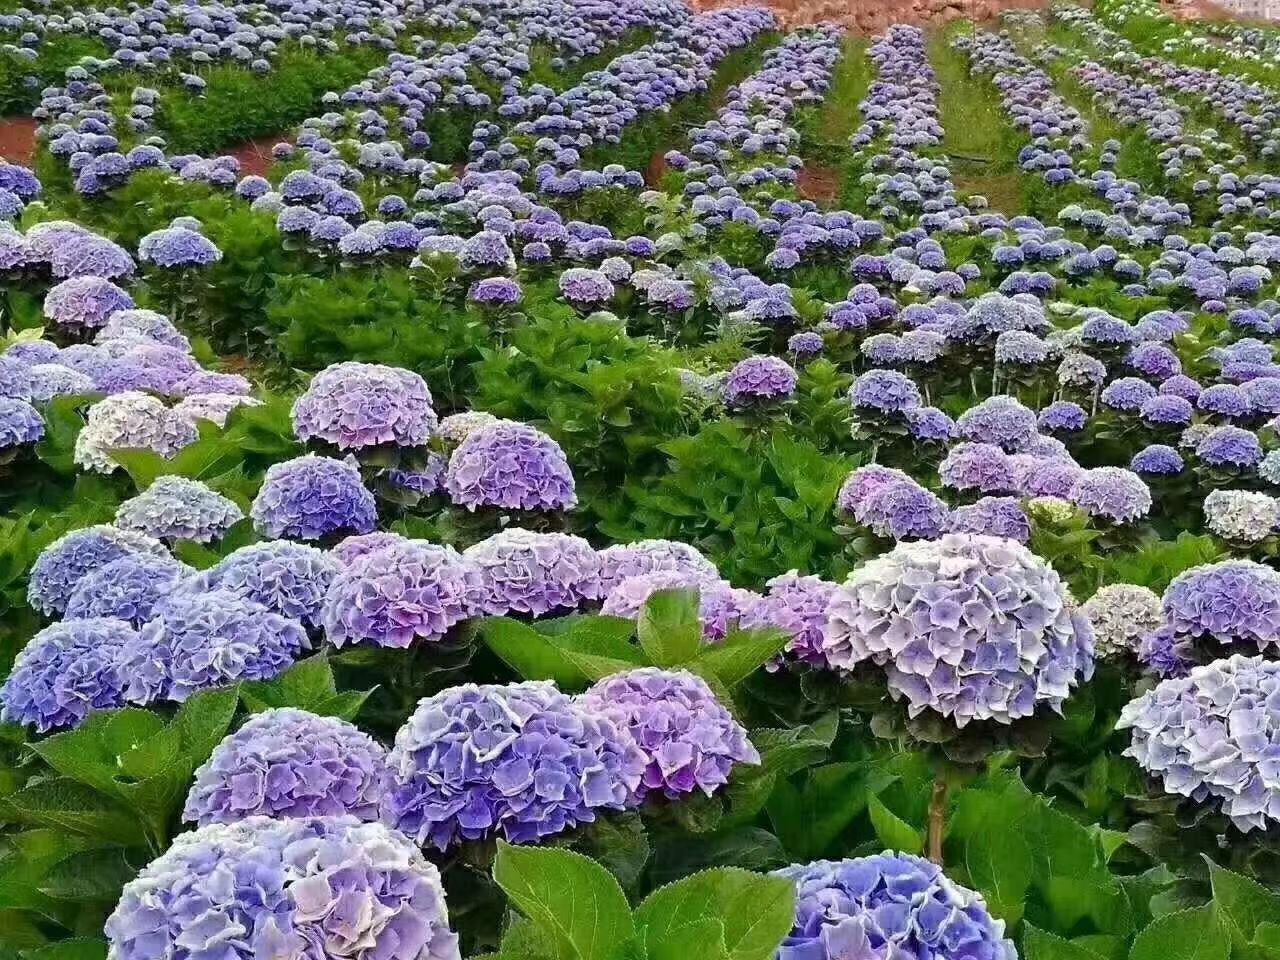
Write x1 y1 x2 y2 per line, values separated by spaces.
0 118 38 165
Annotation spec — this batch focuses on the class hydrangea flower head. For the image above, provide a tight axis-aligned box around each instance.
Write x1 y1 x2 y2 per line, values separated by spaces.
955 396 1038 451
1082 584 1162 660
824 534 1094 726
251 455 377 541
0 397 43 449
292 362 437 450
444 420 576 512
138 226 222 268
849 369 921 414
1069 467 1152 522
597 539 719 591
66 554 192 626
723 355 798 409
740 571 839 669
183 541 339 628
463 529 603 616
184 708 388 825
28 524 168 616
382 681 643 849
1160 560 1280 652
1204 490 1280 543
75 392 198 474
43 276 134 331
580 668 758 799
115 476 244 543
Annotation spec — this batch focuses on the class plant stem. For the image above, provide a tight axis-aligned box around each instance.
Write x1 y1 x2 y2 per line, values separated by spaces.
927 773 949 865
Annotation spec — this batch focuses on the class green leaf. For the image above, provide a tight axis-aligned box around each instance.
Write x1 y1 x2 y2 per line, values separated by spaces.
1128 906 1227 960
634 868 796 960
480 617 592 687
964 824 1032 927
38 848 138 902
686 626 790 688
1023 925 1108 960
867 796 923 855
1205 857 1280 945
767 762 878 861
170 686 239 761
22 939 107 960
573 815 650 892
636 589 702 668
492 842 636 960
0 780 144 844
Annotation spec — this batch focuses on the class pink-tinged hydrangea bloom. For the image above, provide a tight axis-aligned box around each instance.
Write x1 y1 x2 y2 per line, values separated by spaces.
66 554 193 626
601 572 759 643
115 476 244 543
597 539 719 591
580 668 759 799
184 708 388 826
824 534 1094 727
381 682 643 849
741 571 840 669
28 524 169 616
1119 655 1280 832
0 618 139 731
251 455 377 541
292 362 437 450
181 541 338 629
321 540 481 648
74 392 199 474
331 532 407 568
774 854 1015 960
43 276 135 331
120 590 307 704
463 529 603 616
105 816 461 960
444 420 576 512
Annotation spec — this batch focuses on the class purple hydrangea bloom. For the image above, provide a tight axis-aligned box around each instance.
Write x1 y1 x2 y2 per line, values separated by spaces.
330 532 407 568
723 355 798 409
855 478 950 541
939 442 1016 494
0 356 32 400
1119 655 1280 831
1101 377 1158 412
251 455 377 541
105 817 461 960
580 668 758 799
788 331 825 360
740 571 839 669
774 854 1015 960
824 534 1094 726
948 496 1031 543
559 267 614 307
292 363 436 450
183 541 339 629
65 554 192 626
97 308 190 351
183 708 388 826
849 368 921 413
444 420 576 512
138 227 222 268
468 277 523 306
1160 560 1280 652
1160 375 1203 401
1069 467 1152 522
1140 395 1194 426
1013 456 1084 498
0 618 138 731
115 476 244 543
1196 426 1263 469
1198 384 1253 419
463 529 603 616
381 681 643 849
837 465 916 515
321 540 480 648
1131 444 1185 475
0 397 43 449
43 276 135 331
905 406 955 442
955 396 1038 451
121 590 307 704
28 524 168 616
601 573 758 643
597 539 719 591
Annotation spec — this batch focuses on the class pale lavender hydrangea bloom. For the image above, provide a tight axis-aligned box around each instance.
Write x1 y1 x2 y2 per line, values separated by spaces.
1082 584 1162 659
849 369 921 413
115 476 244 543
173 392 262 428
939 442 1016 494
444 420 576 512
292 362 437 450
0 397 43 449
182 541 338 628
1160 560 1280 653
105 816 461 960
43 276 135 331
120 590 307 704
597 539 719 591
381 681 644 849
26 364 96 402
1204 490 1280 543
436 411 499 445
774 854 1015 960
321 540 481 648
955 396 1038 451
1119 655 1280 831
463 529 603 616
28 524 169 616
251 455 377 541
580 668 759 799
65 554 192 626
74 392 198 474
96 308 190 351
824 534 1094 726
0 618 139 731
948 496 1031 543
739 571 839 668
183 708 388 825
559 267 614 307
837 465 915 516
330 532 407 568
1068 467 1152 522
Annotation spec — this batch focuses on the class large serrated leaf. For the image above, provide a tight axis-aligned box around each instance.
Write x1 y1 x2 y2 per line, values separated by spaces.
634 868 795 960
1128 905 1227 960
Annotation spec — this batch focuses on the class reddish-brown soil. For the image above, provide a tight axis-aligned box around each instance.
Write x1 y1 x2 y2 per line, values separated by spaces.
645 150 669 188
0 118 38 166
798 164 840 203
227 133 286 177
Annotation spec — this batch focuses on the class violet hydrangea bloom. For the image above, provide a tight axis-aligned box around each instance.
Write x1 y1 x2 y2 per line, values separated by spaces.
1118 655 1280 831
837 465 915 516
1159 559 1280 653
65 554 192 626
597 539 719 591
558 267 614 308
849 368 921 414
115 476 244 543
183 708 388 826
138 226 222 268
1068 467 1152 522
182 541 339 629
96 308 190 351
955 396 1038 451
580 668 759 799
28 524 169 616
321 540 481 648
0 397 43 450
740 571 840 669
0 618 139 731
463 529 603 617
773 854 1015 960
939 442 1016 494
251 455 377 541
330 532 407 568
105 816 461 960
121 590 307 704
723 355 798 409
43 276 135 332
292 362 437 450
444 420 576 512
824 534 1094 726
948 496 1031 543
381 681 643 849
855 478 950 541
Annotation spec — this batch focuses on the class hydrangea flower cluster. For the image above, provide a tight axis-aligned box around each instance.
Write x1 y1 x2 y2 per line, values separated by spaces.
1081 584 1163 660
444 420 577 512
1158 560 1280 654
28 524 168 616
382 681 644 849
183 708 389 825
74 392 199 474
251 455 377 540
183 541 339 628
824 534 1094 726
740 571 840 669
292 362 437 450
115 476 244 542
463 529 603 616
597 539 719 590
66 554 192 626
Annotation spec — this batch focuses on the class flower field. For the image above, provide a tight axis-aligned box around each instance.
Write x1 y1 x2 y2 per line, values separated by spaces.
6 0 1280 957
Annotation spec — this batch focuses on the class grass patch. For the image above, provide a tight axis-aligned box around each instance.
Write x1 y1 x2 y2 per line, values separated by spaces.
795 36 872 166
